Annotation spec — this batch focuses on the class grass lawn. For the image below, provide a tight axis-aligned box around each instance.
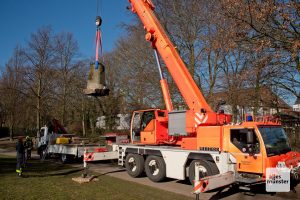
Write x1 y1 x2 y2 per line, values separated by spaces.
0 154 192 200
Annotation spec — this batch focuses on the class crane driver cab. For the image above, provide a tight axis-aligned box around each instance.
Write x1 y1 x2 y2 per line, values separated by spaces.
130 109 168 144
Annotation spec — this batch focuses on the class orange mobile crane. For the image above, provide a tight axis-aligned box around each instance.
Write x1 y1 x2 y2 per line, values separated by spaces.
85 0 300 192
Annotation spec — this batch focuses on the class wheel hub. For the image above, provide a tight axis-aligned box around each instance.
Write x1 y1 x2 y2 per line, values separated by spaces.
149 160 159 176
197 165 208 178
128 157 137 172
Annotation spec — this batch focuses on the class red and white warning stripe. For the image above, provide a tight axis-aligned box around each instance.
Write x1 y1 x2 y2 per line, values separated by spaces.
194 180 209 193
84 152 95 161
194 112 208 127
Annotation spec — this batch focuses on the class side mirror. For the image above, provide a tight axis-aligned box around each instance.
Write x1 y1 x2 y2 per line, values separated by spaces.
246 130 254 144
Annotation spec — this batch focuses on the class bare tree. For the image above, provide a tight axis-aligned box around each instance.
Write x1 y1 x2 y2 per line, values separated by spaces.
0 46 26 140
220 0 300 98
155 0 207 79
155 0 229 104
218 47 249 121
21 26 55 131
53 32 79 125
111 23 162 111
221 0 300 70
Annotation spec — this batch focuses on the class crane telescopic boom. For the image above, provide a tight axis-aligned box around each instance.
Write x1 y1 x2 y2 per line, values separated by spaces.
128 0 230 126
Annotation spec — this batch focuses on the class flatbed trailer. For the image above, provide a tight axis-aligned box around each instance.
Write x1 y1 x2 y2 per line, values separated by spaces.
37 125 117 163
83 144 119 162
83 133 128 163
42 143 105 163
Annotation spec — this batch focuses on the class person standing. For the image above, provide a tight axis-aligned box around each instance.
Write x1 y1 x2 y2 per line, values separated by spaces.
16 137 25 177
24 136 33 160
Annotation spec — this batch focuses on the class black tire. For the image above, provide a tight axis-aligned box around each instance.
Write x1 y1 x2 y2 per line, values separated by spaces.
145 155 166 182
60 154 74 164
38 147 42 159
39 146 47 160
188 160 219 186
125 153 144 177
61 154 68 164
207 160 219 175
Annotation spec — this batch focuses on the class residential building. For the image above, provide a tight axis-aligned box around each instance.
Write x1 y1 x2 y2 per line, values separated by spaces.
211 87 291 122
293 96 300 112
96 114 130 130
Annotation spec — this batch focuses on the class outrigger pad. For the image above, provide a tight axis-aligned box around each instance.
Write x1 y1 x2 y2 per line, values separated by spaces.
83 88 110 97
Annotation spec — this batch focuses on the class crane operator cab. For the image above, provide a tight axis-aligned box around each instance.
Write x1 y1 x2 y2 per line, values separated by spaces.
130 109 168 145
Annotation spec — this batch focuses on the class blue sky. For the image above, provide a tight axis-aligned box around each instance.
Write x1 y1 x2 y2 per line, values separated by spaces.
0 0 133 67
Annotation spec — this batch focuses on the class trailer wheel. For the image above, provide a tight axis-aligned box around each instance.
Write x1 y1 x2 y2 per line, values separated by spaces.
39 147 48 160
125 153 144 177
145 155 166 182
61 154 68 163
189 160 218 186
38 148 43 159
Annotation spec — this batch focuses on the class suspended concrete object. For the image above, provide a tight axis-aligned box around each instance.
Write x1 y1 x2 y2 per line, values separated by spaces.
84 62 109 96
84 15 109 97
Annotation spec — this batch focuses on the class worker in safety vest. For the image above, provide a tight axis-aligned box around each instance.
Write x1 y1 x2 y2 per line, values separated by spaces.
24 136 33 160
16 137 25 177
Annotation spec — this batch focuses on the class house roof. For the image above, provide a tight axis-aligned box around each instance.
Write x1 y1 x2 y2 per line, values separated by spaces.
210 87 291 110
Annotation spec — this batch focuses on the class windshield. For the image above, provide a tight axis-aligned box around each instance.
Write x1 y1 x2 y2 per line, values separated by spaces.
258 126 291 157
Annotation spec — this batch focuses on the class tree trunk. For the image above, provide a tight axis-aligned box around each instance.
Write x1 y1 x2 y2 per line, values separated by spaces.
61 74 67 125
9 124 13 141
232 104 238 123
36 101 40 131
82 118 86 137
62 90 66 125
81 99 86 137
36 77 41 131
253 82 261 116
89 117 95 135
188 44 195 79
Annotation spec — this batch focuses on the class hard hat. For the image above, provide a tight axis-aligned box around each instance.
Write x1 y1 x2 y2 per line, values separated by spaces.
26 136 30 139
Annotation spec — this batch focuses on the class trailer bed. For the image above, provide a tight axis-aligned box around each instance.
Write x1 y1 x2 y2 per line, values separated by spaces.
48 144 103 157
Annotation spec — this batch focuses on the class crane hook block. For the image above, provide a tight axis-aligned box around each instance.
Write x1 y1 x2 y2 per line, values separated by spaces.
84 62 109 96
95 16 102 27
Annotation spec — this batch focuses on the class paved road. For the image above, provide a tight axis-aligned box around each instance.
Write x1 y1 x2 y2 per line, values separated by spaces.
1 149 299 200
85 161 300 200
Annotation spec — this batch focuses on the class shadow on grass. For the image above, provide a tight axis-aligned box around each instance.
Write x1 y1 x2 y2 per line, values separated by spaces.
207 181 299 200
22 168 83 178
95 169 126 177
0 155 83 178
207 184 275 200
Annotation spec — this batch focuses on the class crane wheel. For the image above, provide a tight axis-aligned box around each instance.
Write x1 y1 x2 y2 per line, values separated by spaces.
188 160 219 186
145 155 166 182
125 153 144 177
